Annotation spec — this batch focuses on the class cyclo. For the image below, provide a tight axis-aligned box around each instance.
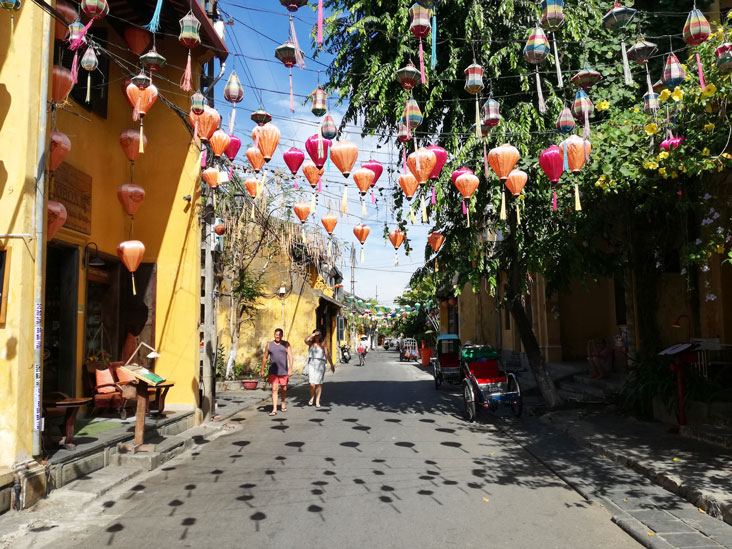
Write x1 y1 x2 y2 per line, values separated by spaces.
460 344 522 421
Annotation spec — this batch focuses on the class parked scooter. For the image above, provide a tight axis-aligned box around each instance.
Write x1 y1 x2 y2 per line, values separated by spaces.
340 344 351 364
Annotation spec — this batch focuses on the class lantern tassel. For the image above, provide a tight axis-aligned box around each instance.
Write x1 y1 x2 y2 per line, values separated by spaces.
71 52 79 84
250 201 255 220
421 194 427 222
483 143 489 177
516 203 521 225
360 246 364 264
328 238 332 256
583 110 590 142
289 70 295 113
228 107 236 135
144 0 163 32
361 198 366 217
645 66 658 112
131 273 137 296
431 12 437 69
500 191 506 221
475 96 481 138
574 182 582 211
9 14 13 52
317 0 324 45
340 185 348 215
302 227 306 243
394 252 399 266
293 177 299 190
290 16 306 69
370 189 375 204
86 72 92 103
552 33 563 88
419 39 426 84
139 121 145 153
431 186 436 205
70 19 93 51
410 206 417 224
696 52 706 91
311 193 316 212
535 68 546 114
553 190 557 211
402 149 407 174
462 199 467 215
181 51 193 92
325 142 331 174
621 40 633 86
562 141 569 173
317 178 322 192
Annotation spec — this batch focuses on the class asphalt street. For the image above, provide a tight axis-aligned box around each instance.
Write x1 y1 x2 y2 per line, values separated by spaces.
27 349 639 548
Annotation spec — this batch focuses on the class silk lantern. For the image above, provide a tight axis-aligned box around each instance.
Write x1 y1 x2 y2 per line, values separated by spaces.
224 71 244 133
275 39 304 112
398 173 419 200
464 63 484 138
541 0 565 87
539 144 563 211
124 26 151 55
504 169 527 223
52 65 74 104
353 223 370 263
117 240 145 295
246 147 265 173
523 26 550 112
253 123 280 162
251 107 272 126
49 130 71 172
662 53 686 89
487 144 519 182
302 160 322 188
126 82 158 153
311 86 327 117
330 140 358 178
202 167 219 189
119 129 146 180
426 145 446 180
179 11 201 91
224 136 241 162
47 201 67 241
602 1 637 85
627 37 659 112
306 134 331 169
454 172 479 226
427 231 444 253
388 229 406 265
80 46 98 103
407 147 437 185
140 46 167 73
363 159 384 186
353 167 374 215
210 130 231 158
284 147 305 188
560 134 591 211
117 183 145 217
409 3 431 84
245 178 258 198
54 0 76 39
70 0 108 52
572 89 594 140
322 212 337 254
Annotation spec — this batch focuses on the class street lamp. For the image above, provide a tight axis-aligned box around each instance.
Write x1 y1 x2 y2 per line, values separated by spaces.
83 242 105 268
671 314 691 342
233 191 246 210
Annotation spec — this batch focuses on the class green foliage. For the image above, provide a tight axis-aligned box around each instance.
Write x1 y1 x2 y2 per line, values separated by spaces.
215 343 227 379
233 268 265 323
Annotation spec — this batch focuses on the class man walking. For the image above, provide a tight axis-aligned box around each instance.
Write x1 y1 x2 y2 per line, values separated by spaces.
260 328 293 416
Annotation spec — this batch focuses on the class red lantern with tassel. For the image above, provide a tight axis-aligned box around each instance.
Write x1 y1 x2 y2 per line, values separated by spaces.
126 82 158 154
539 144 563 211
224 136 241 161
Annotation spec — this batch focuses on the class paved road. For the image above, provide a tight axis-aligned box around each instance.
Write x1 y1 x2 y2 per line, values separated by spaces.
33 350 638 548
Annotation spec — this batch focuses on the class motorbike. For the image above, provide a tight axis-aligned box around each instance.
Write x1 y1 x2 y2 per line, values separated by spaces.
340 344 351 364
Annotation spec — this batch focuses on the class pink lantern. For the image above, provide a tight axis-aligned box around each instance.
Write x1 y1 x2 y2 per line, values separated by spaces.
283 147 305 175
362 159 384 186
539 145 563 182
426 145 447 179
305 134 332 169
451 166 473 185
224 135 241 161
660 136 684 151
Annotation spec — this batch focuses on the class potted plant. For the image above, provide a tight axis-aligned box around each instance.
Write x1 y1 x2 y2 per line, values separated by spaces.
235 364 259 390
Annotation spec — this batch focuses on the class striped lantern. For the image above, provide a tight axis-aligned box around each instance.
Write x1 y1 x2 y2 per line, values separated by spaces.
68 0 108 51
570 68 602 91
67 20 86 84
555 106 575 135
404 99 423 134
251 107 272 126
472 121 490 138
321 114 338 139
409 3 431 84
715 43 732 75
190 91 206 115
482 98 501 127
311 86 327 117
465 63 484 138
652 79 666 93
683 8 711 90
602 1 637 86
224 71 244 134
396 62 421 90
572 90 594 140
662 53 686 89
627 38 658 112
179 12 200 91
140 47 166 72
275 40 304 112
642 92 659 113
541 0 565 87
523 26 550 113
397 123 411 143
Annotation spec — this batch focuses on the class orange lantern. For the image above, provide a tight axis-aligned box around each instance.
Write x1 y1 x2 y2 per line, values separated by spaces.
245 177 258 198
210 129 231 157
353 223 370 263
117 240 145 295
352 168 374 196
321 213 337 235
123 26 151 55
505 170 527 196
214 223 226 236
388 229 406 265
455 172 479 227
252 123 280 162
294 202 310 224
189 105 221 142
407 147 437 185
560 135 591 211
49 130 71 172
427 231 445 253
398 173 419 200
52 65 74 104
302 161 323 189
119 129 147 164
330 141 359 178
487 144 520 182
117 183 146 217
47 201 67 241
202 167 219 188
125 83 158 153
246 147 265 173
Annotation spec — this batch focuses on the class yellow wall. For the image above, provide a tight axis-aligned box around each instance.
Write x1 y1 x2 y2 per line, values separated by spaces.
457 282 499 347
558 278 618 360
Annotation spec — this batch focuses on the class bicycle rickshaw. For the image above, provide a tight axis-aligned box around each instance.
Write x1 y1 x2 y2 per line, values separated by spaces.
399 338 419 362
433 334 462 388
461 344 522 421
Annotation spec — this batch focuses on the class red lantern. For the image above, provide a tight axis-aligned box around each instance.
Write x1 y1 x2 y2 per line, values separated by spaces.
451 166 473 185
117 183 145 217
427 231 445 253
124 26 151 55
362 159 383 186
117 240 145 295
305 135 331 169
49 130 71 172
209 130 231 158
253 123 280 162
119 129 145 164
47 201 67 241
283 147 305 175
52 65 74 104
224 136 241 161
246 147 265 173
55 1 76 39
426 145 447 179
330 141 359 178
488 144 520 182
539 145 563 183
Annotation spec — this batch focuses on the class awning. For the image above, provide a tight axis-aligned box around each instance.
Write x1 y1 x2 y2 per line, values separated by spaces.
316 292 341 309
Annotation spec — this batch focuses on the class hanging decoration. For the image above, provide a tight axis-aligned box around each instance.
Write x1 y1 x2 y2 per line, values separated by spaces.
251 107 272 126
572 89 594 141
488 144 519 221
425 145 447 181
210 130 231 158
245 177 259 198
398 173 419 200
320 114 338 140
560 134 591 211
178 11 201 92
451 166 473 185
202 167 219 189
602 1 637 86
715 42 732 75
388 229 406 265
660 135 684 152
427 231 444 253
224 136 241 163
253 122 280 162
302 161 323 189
464 62 484 138
140 46 166 73
353 167 375 215
403 98 423 141
409 3 431 84
66 20 86 84
311 86 328 117
523 26 550 113
541 0 565 87
353 223 371 263
247 146 265 173
54 1 76 40
80 45 98 103
49 131 71 172
321 213 337 254
70 0 108 51
330 140 359 178
554 106 575 134
275 39 304 112
214 223 226 236
118 240 145 295
119 129 146 180
453 172 479 227
117 183 145 218
407 147 437 185
662 53 686 88
396 62 422 90
505 169 527 224
683 7 711 90
124 26 151 56
189 104 220 151
306 134 332 169
627 37 658 112
224 71 244 134
483 98 501 128
125 82 158 154
47 201 68 241
539 144 563 211
284 147 305 188
294 202 310 241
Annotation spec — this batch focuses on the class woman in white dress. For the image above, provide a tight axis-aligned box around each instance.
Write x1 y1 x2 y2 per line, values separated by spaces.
304 330 335 408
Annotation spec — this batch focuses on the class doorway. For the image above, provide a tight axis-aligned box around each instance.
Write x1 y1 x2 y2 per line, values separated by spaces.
44 244 79 397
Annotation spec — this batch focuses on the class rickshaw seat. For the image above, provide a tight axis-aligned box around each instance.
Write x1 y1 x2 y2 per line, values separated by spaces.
468 360 507 385
440 353 460 367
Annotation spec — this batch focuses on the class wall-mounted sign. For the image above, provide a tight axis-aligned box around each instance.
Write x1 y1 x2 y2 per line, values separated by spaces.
50 163 92 235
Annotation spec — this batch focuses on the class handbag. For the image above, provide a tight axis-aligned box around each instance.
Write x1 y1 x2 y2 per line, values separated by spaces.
302 348 312 377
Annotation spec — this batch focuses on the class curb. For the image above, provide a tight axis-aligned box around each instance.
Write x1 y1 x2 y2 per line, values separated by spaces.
611 515 676 549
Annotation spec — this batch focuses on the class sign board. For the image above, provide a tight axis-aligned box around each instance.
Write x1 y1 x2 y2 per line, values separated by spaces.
119 363 166 386
50 163 92 235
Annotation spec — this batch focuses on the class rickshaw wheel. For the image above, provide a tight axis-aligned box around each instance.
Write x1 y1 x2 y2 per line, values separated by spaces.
433 367 442 389
507 377 523 417
463 382 476 423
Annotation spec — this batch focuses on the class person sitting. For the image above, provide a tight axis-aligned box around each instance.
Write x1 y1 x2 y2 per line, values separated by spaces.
587 337 613 379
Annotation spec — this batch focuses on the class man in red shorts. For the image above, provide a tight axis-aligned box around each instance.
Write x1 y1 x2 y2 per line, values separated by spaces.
260 328 293 416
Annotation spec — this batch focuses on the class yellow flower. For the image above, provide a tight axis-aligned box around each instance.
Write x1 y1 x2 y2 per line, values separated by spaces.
633 107 640 113
519 194 525 201
722 152 732 159
671 171 678 179
671 87 684 102
644 161 658 170
703 148 711 156
681 164 687 173
658 167 667 176
658 89 671 103
717 245 726 254
596 100 610 111
701 83 717 98
645 123 658 135
658 151 669 160
705 122 715 132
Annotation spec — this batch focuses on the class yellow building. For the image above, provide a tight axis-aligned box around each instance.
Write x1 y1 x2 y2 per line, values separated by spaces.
0 0 226 507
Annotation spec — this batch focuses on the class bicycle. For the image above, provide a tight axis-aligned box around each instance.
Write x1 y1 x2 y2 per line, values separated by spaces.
358 348 366 366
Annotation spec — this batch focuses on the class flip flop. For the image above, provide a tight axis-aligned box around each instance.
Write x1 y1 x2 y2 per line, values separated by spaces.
308 400 314 406
269 411 277 416
281 407 287 412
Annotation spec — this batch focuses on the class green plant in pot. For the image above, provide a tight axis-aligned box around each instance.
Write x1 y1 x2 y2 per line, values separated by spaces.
234 364 259 389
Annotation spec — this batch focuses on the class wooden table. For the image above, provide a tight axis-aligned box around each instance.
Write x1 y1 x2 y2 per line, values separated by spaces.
43 397 92 450
147 382 175 417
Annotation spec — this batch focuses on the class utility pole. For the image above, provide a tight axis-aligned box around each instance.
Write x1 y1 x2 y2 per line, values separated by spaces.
200 206 215 422
350 245 356 296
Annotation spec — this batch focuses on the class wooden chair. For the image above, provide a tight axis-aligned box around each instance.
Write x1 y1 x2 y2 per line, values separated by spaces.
85 362 131 419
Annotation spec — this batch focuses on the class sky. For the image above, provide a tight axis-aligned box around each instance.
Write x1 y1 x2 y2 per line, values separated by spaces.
212 1 432 306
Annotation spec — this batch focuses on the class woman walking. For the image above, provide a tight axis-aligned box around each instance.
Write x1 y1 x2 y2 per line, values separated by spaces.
304 330 335 408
